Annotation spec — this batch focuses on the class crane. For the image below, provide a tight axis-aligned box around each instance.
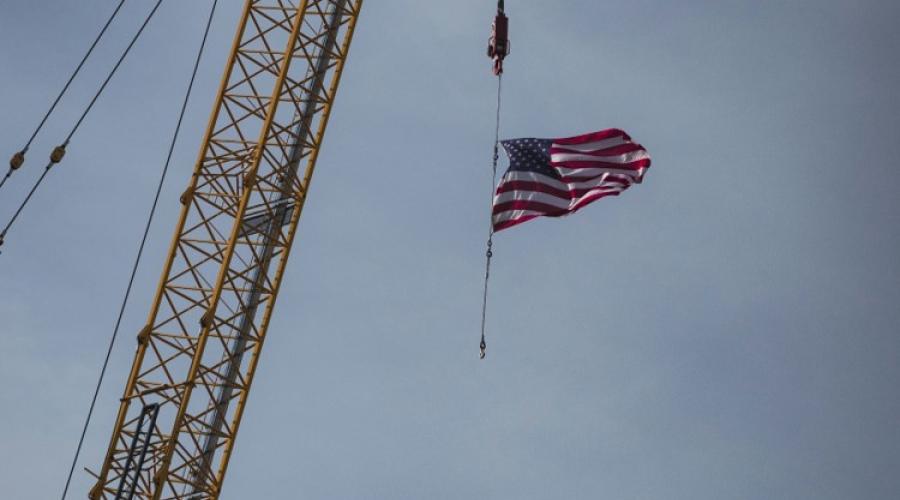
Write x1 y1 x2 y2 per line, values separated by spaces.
64 0 512 497
86 1 363 498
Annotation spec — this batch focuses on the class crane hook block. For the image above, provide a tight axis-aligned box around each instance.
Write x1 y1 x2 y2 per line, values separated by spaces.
487 1 510 75
9 151 25 170
50 144 67 164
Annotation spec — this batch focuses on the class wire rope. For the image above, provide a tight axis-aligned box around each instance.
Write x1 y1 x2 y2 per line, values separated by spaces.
58 2 219 498
1 0 164 250
2 0 127 193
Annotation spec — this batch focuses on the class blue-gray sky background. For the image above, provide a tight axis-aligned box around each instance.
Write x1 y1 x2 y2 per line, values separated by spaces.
1 1 899 499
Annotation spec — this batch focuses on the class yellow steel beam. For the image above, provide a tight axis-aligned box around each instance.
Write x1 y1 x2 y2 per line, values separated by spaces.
89 1 363 498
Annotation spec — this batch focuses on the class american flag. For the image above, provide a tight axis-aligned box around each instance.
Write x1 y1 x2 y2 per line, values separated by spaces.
492 128 651 231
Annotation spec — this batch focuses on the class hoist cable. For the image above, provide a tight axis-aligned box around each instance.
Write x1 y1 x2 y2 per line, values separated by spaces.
1 0 163 249
58 1 219 498
2 0 127 193
480 74 503 359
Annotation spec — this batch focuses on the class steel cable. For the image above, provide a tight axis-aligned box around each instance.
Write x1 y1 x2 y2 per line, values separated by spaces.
1 0 164 249
2 0 127 194
58 1 219 498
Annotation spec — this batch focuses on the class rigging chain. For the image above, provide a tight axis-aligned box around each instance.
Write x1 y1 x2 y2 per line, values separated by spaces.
480 74 503 360
58 1 219 499
0 0 163 250
480 0 510 359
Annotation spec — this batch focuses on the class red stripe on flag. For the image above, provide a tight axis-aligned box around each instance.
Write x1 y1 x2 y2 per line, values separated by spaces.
495 179 631 199
552 158 651 170
552 128 631 145
495 180 570 199
492 199 573 215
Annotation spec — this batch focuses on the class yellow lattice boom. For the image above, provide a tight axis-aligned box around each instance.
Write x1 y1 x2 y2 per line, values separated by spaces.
88 1 363 498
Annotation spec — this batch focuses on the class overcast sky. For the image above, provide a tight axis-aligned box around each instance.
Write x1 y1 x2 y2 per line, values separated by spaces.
1 1 899 499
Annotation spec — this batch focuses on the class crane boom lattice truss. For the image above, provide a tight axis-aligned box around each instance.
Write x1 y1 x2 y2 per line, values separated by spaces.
89 1 363 498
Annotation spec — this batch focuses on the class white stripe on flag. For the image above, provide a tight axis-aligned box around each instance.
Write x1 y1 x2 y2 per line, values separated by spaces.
499 170 569 191
494 179 633 209
550 150 650 164
492 209 545 225
493 190 572 210
550 136 629 153
556 166 646 180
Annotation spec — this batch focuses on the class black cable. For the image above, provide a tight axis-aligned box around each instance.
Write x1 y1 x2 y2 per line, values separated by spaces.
67 0 164 145
0 0 163 249
2 0 127 193
58 1 219 498
0 164 52 248
27 0 127 152
0 171 12 194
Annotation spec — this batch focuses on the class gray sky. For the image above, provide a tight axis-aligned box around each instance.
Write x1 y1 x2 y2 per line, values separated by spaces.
1 1 899 499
